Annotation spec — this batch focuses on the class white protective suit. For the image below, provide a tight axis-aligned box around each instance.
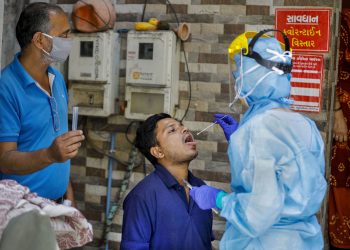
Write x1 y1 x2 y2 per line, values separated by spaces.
219 36 327 250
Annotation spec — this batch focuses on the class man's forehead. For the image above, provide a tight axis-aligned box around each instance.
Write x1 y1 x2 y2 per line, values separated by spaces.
48 10 70 32
156 118 179 131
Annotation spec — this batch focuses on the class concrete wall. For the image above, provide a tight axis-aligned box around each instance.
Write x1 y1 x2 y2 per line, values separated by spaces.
1 0 340 249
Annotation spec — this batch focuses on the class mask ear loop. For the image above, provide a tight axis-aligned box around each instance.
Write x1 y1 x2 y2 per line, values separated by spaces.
240 51 292 99
235 53 286 82
236 53 289 100
240 70 275 99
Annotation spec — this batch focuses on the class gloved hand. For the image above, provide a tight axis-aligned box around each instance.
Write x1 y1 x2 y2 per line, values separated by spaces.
214 114 239 141
190 185 223 210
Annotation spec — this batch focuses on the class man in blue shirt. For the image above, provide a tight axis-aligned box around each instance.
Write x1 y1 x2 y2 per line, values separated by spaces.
0 3 84 202
121 113 214 250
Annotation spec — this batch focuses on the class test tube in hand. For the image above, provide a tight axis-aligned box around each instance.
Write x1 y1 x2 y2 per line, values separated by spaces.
72 106 79 131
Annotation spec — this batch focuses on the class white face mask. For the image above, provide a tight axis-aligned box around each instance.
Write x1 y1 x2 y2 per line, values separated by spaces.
41 33 73 63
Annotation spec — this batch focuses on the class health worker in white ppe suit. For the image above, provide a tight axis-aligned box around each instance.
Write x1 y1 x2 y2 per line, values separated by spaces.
190 29 327 250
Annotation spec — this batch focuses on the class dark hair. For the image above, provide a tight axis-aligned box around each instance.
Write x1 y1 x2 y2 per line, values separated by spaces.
16 2 65 49
135 113 171 165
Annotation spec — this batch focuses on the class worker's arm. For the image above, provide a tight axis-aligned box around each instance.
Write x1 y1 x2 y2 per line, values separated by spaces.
0 130 84 175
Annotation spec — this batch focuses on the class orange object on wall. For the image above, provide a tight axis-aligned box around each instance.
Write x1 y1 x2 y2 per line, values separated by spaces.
72 0 116 33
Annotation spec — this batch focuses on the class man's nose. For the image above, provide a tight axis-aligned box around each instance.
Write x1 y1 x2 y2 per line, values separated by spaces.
181 126 189 133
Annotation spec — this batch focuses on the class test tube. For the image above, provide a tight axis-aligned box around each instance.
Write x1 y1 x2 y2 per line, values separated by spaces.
72 106 79 131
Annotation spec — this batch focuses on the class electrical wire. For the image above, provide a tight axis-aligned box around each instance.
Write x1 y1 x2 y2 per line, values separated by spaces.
81 117 142 167
124 121 147 176
166 0 180 24
125 120 140 145
180 44 192 122
141 0 148 21
165 0 192 122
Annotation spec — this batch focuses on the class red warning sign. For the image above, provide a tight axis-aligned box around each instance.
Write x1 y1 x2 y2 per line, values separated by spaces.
290 54 324 113
275 8 331 52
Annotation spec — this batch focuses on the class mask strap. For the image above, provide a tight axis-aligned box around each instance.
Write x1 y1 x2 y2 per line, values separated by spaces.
40 33 53 56
235 54 285 82
266 48 287 62
42 48 50 56
248 29 291 53
240 70 275 99
42 33 53 39
246 29 292 74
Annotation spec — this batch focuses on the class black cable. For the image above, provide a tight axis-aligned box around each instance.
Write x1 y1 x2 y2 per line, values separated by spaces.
180 43 192 122
141 0 148 21
165 0 192 122
81 117 142 167
166 0 180 25
85 136 141 167
125 120 139 145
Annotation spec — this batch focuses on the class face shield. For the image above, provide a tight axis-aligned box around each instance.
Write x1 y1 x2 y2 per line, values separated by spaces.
227 29 293 112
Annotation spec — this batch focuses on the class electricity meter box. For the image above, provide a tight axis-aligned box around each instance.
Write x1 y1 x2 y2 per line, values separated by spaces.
125 31 180 120
68 30 120 117
125 86 177 120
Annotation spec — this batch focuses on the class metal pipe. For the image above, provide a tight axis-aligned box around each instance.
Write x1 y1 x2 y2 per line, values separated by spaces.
105 133 116 250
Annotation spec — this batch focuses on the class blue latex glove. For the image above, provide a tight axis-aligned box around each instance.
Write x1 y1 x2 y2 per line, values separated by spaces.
214 114 239 141
190 185 222 210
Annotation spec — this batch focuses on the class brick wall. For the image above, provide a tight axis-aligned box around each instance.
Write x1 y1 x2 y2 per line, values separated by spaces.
2 0 339 249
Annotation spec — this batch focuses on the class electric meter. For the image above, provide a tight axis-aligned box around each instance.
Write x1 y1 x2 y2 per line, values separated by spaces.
68 30 120 116
125 31 180 120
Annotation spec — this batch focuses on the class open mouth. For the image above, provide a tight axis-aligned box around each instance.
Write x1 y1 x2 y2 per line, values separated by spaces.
185 134 193 143
184 134 196 146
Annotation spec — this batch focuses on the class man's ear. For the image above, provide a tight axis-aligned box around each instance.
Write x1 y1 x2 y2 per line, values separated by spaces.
150 146 164 159
32 32 45 50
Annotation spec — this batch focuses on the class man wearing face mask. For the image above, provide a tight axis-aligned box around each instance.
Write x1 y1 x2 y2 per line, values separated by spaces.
189 30 327 249
0 2 84 204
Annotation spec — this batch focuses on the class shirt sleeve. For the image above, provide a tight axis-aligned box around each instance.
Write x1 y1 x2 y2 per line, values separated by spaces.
121 193 153 250
0 84 20 142
220 123 285 238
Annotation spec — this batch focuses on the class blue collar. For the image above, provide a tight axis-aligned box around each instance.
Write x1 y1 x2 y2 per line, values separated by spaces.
10 52 56 88
154 164 201 189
